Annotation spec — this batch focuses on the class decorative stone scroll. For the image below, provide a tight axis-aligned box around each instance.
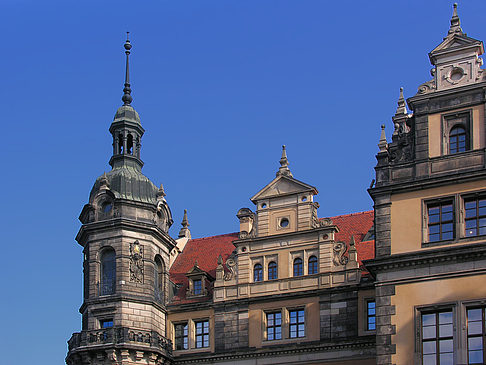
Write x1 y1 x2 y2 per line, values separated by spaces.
333 242 348 266
129 241 144 283
224 253 237 281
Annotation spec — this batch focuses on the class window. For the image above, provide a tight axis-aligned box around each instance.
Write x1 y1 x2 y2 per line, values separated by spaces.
467 307 485 364
174 323 188 350
465 197 486 237
268 261 278 280
195 320 209 348
367 301 376 331
154 256 164 302
100 249 116 295
193 279 202 295
266 311 282 341
289 309 305 338
254 264 263 282
280 218 289 228
427 201 454 242
449 125 467 154
100 319 113 328
308 256 318 275
293 258 303 276
421 310 454 365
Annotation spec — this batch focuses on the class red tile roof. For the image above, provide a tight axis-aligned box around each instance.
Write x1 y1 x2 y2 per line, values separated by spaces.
168 211 375 305
328 210 375 265
169 233 239 305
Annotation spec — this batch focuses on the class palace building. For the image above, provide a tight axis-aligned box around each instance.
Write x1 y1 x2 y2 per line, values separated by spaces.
66 4 486 365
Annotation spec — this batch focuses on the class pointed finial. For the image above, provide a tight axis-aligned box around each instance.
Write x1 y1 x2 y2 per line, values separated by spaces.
378 124 387 152
156 183 166 198
100 172 110 189
448 3 463 35
122 32 133 106
194 259 199 267
217 254 223 265
395 87 408 116
178 209 191 238
350 235 356 247
276 145 293 177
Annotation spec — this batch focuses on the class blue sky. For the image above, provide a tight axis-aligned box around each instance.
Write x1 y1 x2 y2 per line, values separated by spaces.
1 1 486 363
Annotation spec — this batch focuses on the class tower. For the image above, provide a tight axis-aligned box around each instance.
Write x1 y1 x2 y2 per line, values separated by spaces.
66 34 175 365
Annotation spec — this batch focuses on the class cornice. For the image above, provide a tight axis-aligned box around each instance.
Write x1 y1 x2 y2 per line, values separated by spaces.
369 163 486 197
76 217 176 249
364 241 486 277
173 339 375 364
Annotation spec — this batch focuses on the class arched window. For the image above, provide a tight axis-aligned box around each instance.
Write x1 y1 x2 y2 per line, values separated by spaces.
254 264 263 282
100 248 116 295
308 256 318 275
293 258 303 276
268 261 278 280
449 125 466 154
127 134 133 155
154 256 164 303
118 134 124 154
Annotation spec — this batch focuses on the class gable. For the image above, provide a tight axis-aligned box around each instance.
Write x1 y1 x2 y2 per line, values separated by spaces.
430 34 482 54
251 175 317 203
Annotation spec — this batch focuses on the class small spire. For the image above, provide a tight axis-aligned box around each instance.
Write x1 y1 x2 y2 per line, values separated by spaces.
395 87 408 116
378 124 387 152
100 172 110 188
156 183 166 198
448 3 463 35
178 209 191 239
350 235 356 247
276 145 293 177
122 32 133 106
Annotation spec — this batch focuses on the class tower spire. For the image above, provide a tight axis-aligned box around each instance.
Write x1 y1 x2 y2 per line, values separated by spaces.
448 3 463 36
277 145 293 177
122 32 133 106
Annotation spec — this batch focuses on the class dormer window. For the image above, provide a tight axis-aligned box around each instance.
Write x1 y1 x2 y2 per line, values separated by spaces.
193 279 202 295
185 261 213 297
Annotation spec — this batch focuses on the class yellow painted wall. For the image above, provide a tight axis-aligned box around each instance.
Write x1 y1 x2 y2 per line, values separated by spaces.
428 105 484 158
391 180 486 254
391 274 486 364
248 296 320 348
168 308 215 353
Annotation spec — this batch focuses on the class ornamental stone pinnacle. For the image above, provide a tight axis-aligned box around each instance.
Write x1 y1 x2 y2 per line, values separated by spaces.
178 209 191 239
448 3 463 36
378 125 387 152
395 87 407 116
277 145 293 177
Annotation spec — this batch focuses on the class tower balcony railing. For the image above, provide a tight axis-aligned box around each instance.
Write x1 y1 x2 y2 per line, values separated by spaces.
67 327 172 356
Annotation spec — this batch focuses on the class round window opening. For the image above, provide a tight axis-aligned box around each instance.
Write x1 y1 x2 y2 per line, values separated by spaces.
302 196 307 202
261 203 267 209
102 202 112 213
280 218 289 228
450 67 464 81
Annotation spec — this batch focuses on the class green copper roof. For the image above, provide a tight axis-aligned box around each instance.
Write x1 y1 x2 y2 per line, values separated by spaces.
90 162 158 204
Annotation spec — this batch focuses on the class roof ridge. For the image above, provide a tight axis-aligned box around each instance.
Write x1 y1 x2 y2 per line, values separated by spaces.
322 210 374 220
189 232 239 242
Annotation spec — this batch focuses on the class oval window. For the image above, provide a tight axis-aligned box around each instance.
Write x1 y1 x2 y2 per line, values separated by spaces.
280 218 289 228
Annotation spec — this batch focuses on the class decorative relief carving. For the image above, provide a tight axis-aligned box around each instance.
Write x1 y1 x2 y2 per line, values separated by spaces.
129 241 144 283
417 79 436 94
224 252 237 281
333 242 348 266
